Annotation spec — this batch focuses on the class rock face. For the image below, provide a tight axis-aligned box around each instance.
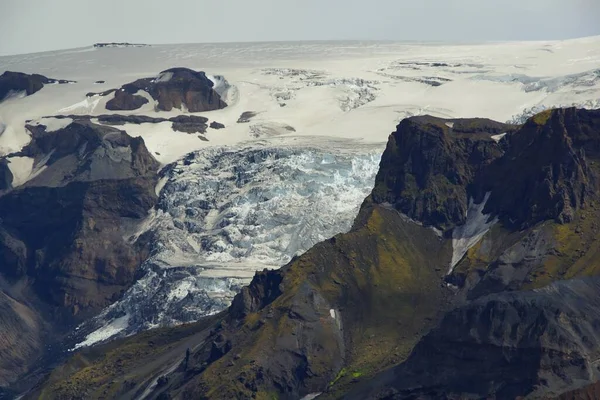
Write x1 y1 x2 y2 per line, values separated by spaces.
27 108 600 400
0 159 12 191
18 121 159 187
0 71 75 102
0 121 159 389
105 89 149 110
101 67 227 112
373 109 598 232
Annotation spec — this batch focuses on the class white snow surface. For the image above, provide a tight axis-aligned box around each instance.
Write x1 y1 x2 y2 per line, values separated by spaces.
1 37 599 161
73 314 130 349
491 132 507 142
449 192 497 274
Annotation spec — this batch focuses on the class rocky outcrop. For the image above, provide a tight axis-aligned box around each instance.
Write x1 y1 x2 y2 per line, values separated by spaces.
48 114 210 134
0 71 75 102
99 67 227 112
105 89 148 110
93 42 148 48
371 116 514 231
481 108 597 229
0 121 159 389
373 109 599 232
18 121 159 187
210 121 225 129
170 115 209 133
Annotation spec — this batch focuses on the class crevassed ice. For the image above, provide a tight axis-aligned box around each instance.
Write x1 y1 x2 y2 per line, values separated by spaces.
74 144 382 347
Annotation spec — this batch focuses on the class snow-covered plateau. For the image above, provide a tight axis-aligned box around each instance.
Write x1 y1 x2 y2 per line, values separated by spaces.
1 37 599 347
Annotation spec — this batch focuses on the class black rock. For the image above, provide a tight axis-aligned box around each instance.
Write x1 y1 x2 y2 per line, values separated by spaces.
237 112 257 123
210 121 225 129
0 71 75 102
106 89 149 111
99 67 227 112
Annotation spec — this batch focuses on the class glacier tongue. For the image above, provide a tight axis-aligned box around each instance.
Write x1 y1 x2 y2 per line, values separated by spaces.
74 142 382 347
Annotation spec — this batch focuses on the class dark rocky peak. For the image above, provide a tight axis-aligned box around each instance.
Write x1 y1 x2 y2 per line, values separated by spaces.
372 115 514 231
99 67 228 112
0 122 160 386
19 120 159 187
0 71 75 102
479 108 597 229
372 109 600 232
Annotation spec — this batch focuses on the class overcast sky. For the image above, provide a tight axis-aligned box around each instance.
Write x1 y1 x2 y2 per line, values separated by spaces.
1 0 599 55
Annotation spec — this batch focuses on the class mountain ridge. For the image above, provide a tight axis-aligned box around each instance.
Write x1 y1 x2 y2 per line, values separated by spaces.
23 107 600 400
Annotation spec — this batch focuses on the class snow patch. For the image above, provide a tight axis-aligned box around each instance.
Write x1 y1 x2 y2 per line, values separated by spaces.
445 122 455 128
300 394 322 400
329 309 336 319
155 71 173 83
58 97 101 114
6 156 34 187
155 175 169 196
449 192 496 274
73 314 130 349
1 90 26 102
491 132 507 142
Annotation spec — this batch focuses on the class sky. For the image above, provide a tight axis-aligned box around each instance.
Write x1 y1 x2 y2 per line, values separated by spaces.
1 0 599 55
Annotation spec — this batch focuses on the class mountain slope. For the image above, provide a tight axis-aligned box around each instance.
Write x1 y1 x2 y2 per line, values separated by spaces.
0 121 159 388
26 107 600 400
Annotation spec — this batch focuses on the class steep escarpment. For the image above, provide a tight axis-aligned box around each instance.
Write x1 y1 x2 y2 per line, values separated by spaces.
372 116 515 230
372 109 598 232
0 71 75 102
29 108 600 400
0 121 159 389
95 67 227 112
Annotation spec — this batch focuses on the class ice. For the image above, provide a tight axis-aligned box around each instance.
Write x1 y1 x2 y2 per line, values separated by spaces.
74 142 382 344
300 394 322 400
58 97 100 114
73 314 130 349
449 192 497 274
6 156 34 187
491 132 507 142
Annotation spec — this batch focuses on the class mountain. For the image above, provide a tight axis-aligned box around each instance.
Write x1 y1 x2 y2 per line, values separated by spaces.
2 38 600 398
0 121 159 389
92 67 228 112
25 107 600 399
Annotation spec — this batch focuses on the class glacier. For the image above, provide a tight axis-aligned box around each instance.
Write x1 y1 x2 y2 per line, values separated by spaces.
73 140 382 346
